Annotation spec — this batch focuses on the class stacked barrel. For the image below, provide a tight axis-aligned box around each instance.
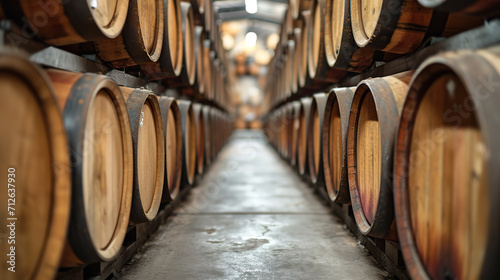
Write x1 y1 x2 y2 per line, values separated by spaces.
0 0 233 279
264 0 500 279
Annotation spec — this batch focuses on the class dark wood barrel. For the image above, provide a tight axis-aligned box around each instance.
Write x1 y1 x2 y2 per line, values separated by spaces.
394 48 500 280
177 100 197 186
158 97 182 202
202 40 213 98
307 0 346 83
297 11 311 89
192 104 205 175
292 25 302 94
202 105 212 166
350 0 483 54
95 0 164 68
347 71 414 240
298 97 313 175
47 69 133 266
168 2 196 88
322 87 355 204
141 0 183 80
323 0 373 73
0 52 70 280
290 101 302 167
120 88 164 223
308 93 328 185
194 26 206 95
418 0 500 17
5 0 129 46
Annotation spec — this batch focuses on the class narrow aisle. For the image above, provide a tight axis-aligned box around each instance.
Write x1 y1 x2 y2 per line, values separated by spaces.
118 130 387 279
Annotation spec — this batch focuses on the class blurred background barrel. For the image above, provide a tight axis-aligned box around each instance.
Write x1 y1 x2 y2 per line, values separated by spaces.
95 0 165 68
192 104 205 175
47 69 133 266
347 71 414 240
5 0 129 45
418 0 500 17
158 97 183 202
307 93 327 185
394 48 500 280
177 100 197 186
202 106 213 166
297 97 312 175
121 88 165 223
289 101 301 167
322 87 355 204
0 53 70 280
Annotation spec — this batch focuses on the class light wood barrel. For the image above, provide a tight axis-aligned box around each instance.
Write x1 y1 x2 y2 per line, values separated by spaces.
324 0 373 72
141 0 183 80
307 93 328 184
158 97 182 202
394 48 500 280
351 0 483 54
10 0 128 46
47 70 133 266
202 106 212 166
120 88 164 223
177 100 197 186
347 71 414 240
307 0 346 83
168 2 196 88
322 87 355 204
290 101 302 167
418 0 500 17
0 53 70 280
95 0 164 68
290 0 312 20
298 97 313 175
192 104 205 175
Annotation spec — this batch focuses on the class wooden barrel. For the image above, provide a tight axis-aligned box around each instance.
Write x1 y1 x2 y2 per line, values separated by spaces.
418 0 500 17
323 0 373 72
322 87 355 204
141 0 183 80
47 69 133 266
290 101 302 167
292 27 302 94
203 40 213 98
7 0 129 46
350 0 483 54
307 0 346 83
177 100 197 186
194 26 206 94
291 0 312 20
95 0 164 68
394 48 500 280
347 71 413 240
158 97 182 201
202 105 212 166
168 2 196 88
298 97 313 175
307 93 328 185
120 88 164 223
0 53 70 280
192 104 205 175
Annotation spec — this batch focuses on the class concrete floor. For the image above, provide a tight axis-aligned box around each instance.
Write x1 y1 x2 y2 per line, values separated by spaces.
118 130 388 280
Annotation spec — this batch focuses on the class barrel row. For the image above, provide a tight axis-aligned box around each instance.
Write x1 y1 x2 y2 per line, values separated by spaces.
264 47 500 280
264 0 489 108
0 52 233 280
0 0 230 109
